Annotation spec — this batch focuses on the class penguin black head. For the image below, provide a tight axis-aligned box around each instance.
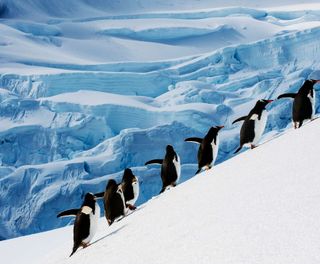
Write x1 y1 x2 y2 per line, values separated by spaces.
165 145 177 160
205 126 224 141
166 145 174 152
254 99 273 110
298 80 319 95
310 79 320 85
122 168 136 183
106 179 118 192
83 193 95 203
82 192 96 212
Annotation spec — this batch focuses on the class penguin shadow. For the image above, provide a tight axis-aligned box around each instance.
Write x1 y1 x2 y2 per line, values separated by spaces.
89 207 143 246
258 116 319 148
90 225 127 246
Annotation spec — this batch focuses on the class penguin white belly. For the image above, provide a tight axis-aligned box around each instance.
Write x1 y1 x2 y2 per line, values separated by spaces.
211 137 219 166
173 155 181 183
308 93 315 118
83 203 100 244
126 179 139 206
252 111 268 145
117 186 128 215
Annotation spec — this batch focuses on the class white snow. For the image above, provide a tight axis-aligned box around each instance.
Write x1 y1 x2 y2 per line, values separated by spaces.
1 117 320 264
1 0 320 257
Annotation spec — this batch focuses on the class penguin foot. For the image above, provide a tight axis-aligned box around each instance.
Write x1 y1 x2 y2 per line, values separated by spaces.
204 165 212 170
81 242 89 248
250 144 256 149
107 219 113 226
127 204 136 210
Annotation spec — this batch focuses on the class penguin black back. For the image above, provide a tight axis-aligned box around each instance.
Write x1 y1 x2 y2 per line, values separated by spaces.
121 168 136 202
233 99 273 153
293 80 316 127
277 79 319 128
161 145 179 192
104 179 125 225
70 193 96 257
197 126 223 174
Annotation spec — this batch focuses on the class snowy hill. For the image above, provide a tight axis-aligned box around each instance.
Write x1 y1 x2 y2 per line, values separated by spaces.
1 0 320 240
1 118 320 264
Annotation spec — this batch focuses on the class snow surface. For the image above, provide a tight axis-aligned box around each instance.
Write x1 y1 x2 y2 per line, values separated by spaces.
1 0 320 241
1 117 320 264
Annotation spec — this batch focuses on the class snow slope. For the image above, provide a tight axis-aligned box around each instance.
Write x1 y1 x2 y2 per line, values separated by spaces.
1 117 320 264
1 0 320 239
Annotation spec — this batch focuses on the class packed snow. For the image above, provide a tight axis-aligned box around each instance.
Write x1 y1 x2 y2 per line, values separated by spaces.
1 117 320 264
0 0 320 247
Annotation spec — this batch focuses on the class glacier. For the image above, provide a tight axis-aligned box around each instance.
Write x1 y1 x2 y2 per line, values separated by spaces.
0 0 320 240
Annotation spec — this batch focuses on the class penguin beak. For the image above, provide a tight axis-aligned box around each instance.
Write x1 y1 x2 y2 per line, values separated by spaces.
266 100 273 103
217 125 224 130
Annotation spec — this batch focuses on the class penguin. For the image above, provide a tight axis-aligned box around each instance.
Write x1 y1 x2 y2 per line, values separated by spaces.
185 126 224 175
233 99 273 153
95 179 126 226
120 168 139 210
57 192 100 257
277 79 320 128
145 145 181 194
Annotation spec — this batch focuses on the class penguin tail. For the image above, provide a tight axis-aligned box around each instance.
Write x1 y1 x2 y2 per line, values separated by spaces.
234 145 243 154
70 240 84 257
69 246 78 257
195 168 202 175
299 120 303 128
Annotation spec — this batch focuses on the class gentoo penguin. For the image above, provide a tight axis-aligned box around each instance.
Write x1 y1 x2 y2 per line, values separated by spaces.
145 145 181 194
95 179 126 226
120 168 139 210
185 126 224 175
277 79 320 128
57 192 100 257
233 99 273 153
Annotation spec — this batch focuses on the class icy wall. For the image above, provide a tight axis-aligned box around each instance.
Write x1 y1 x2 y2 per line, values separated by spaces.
0 2 320 239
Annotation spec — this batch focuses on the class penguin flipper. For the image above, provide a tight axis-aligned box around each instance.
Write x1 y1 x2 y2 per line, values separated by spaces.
57 209 79 218
184 137 203 144
277 93 296 99
232 116 247 124
145 159 163 165
93 192 105 199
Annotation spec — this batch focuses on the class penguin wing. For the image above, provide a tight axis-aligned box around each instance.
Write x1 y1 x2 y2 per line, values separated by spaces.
145 159 163 165
232 116 247 124
277 93 296 99
94 192 105 199
57 209 79 218
184 137 203 144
